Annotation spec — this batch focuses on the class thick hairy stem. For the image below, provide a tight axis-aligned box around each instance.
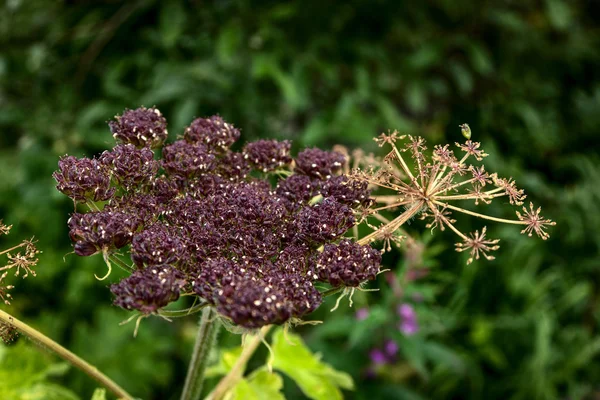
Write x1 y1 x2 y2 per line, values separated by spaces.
0 309 133 400
208 325 273 400
181 307 220 400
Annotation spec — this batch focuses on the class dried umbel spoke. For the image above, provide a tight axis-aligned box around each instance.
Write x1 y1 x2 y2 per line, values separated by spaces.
0 220 40 304
455 227 500 264
516 202 557 240
353 125 555 264
54 107 382 330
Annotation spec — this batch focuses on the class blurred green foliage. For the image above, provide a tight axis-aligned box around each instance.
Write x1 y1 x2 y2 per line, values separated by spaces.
0 340 79 399
1 0 599 399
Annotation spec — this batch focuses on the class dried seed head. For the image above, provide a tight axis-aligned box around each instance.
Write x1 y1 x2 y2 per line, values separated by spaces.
455 227 500 265
516 202 556 240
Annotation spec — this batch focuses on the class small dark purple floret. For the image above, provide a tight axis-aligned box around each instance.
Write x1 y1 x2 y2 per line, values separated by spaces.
320 175 372 208
53 156 114 202
243 140 292 172
108 107 168 149
162 140 216 178
131 223 185 267
295 148 345 179
216 279 293 328
184 115 240 152
295 198 355 244
317 239 382 287
100 144 158 188
111 265 186 314
107 194 162 226
149 176 179 202
68 211 140 256
216 152 251 180
276 175 319 208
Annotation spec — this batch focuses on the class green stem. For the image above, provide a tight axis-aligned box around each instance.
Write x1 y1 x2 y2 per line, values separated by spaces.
0 308 134 399
181 307 220 400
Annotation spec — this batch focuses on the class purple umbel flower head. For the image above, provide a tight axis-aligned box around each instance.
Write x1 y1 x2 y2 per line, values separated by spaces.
55 108 384 329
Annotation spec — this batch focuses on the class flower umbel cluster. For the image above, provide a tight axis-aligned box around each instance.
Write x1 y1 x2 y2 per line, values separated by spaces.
352 127 556 264
0 220 40 305
54 107 379 329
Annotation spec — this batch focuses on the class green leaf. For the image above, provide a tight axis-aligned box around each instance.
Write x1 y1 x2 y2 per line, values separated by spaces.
229 370 285 400
91 388 107 400
205 347 244 378
159 1 186 48
0 341 79 400
271 328 354 400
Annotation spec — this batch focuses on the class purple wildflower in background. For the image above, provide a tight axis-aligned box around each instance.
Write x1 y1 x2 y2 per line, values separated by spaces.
384 339 398 357
54 107 382 329
355 308 369 321
397 303 419 335
369 349 387 365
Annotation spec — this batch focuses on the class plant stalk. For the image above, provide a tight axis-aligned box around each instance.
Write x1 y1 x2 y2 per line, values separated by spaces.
0 308 133 400
207 325 272 400
181 307 220 400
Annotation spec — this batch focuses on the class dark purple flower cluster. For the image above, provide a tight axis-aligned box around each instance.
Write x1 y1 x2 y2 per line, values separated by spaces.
111 266 186 314
54 156 114 203
109 107 168 149
295 148 345 179
184 115 240 152
100 144 158 188
68 211 140 256
55 107 380 328
243 139 292 172
317 239 382 287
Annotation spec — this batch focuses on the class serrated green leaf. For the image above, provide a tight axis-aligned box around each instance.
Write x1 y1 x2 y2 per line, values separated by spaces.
271 328 354 400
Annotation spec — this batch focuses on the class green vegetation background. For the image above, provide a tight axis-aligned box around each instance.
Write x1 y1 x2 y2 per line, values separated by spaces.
1 0 599 399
